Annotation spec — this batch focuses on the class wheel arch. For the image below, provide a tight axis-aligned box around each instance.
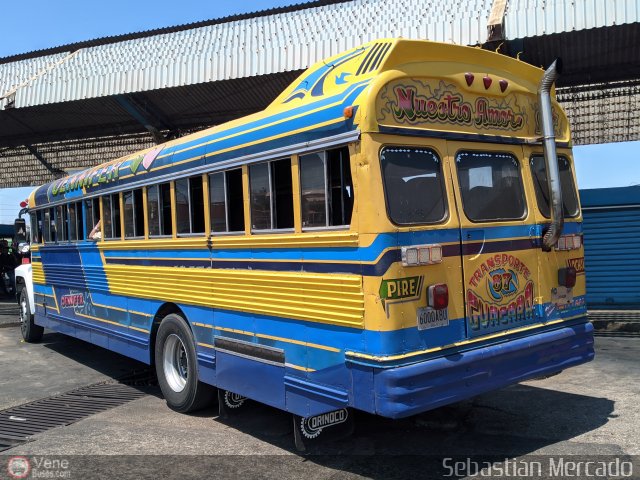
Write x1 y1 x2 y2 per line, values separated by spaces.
14 264 33 313
149 302 191 366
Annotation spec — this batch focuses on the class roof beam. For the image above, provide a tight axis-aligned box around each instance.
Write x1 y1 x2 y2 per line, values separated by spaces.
24 144 66 176
115 94 172 144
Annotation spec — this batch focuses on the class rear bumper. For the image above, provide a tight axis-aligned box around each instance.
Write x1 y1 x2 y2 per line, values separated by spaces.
373 321 594 418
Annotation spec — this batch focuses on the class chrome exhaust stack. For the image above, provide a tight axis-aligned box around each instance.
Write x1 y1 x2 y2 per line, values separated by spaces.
538 59 564 250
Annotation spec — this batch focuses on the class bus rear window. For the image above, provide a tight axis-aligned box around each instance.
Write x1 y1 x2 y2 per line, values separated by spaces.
380 147 446 225
530 156 580 218
456 151 526 222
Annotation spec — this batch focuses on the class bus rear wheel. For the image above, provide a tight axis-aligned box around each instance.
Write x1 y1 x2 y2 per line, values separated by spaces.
155 313 215 413
20 288 43 343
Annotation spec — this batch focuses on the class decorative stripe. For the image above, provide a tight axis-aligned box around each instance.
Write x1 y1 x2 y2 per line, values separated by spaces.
76 311 150 333
214 325 340 353
101 238 538 275
378 125 571 148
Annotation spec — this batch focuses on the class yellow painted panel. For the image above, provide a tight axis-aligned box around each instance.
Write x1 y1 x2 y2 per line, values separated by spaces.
104 265 364 328
31 261 45 285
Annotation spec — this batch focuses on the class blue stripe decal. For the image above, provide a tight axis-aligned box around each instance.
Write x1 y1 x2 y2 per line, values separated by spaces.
34 80 371 206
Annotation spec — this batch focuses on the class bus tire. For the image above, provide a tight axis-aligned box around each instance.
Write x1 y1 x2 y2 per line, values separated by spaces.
20 288 43 343
155 313 215 413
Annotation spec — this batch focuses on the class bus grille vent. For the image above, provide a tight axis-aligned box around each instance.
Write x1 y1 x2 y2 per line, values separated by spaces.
356 42 392 76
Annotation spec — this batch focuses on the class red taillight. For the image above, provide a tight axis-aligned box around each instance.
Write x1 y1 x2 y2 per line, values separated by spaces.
428 284 449 310
22 257 30 264
558 267 577 288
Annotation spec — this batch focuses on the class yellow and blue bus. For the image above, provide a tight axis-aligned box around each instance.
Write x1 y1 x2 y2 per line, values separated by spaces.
18 38 593 446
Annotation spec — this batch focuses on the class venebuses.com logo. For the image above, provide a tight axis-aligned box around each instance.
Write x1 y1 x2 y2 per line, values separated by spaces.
5 456 71 479
6 456 30 479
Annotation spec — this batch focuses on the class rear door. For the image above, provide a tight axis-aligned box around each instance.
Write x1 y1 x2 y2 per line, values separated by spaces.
447 142 541 339
524 147 585 321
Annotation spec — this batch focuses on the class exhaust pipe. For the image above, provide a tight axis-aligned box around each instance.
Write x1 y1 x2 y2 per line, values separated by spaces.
538 59 563 250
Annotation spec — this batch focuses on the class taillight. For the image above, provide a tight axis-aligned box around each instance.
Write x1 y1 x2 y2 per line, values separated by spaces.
555 234 582 251
21 257 30 264
428 283 449 310
558 267 577 288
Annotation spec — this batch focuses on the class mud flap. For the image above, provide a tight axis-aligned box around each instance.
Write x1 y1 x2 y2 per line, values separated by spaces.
292 408 354 452
217 389 247 419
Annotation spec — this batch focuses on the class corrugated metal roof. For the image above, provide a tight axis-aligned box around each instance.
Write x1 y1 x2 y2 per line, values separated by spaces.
0 54 67 101
0 0 354 65
557 79 640 145
0 71 301 148
504 0 640 39
4 0 493 109
0 133 156 187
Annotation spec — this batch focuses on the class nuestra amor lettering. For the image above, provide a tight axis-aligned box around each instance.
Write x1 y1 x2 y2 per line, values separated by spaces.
390 85 524 130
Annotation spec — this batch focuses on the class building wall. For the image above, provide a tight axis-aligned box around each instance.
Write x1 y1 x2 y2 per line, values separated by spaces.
580 186 640 309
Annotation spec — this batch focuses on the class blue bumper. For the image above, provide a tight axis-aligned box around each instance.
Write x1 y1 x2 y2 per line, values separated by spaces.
373 321 594 418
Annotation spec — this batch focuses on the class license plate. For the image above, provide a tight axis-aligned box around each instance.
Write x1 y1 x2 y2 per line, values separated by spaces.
417 307 449 330
552 286 573 306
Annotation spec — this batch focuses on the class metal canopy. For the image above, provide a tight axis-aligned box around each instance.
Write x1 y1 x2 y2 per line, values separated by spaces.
0 0 639 187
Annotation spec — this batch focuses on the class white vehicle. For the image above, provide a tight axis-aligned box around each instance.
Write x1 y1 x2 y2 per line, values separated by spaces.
14 243 42 342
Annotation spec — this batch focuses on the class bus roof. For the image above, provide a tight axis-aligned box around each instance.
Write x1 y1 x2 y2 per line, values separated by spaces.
31 38 568 208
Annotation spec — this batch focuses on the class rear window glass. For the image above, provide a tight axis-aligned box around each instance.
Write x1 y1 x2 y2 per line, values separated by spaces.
530 156 580 218
380 147 446 225
456 151 526 222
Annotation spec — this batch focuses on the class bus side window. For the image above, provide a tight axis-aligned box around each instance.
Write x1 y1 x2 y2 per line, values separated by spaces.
148 183 173 237
249 158 294 232
68 201 83 241
530 156 580 218
55 205 68 242
43 208 54 243
299 146 353 229
30 211 42 244
85 198 100 240
124 188 144 238
210 168 245 234
103 193 121 239
175 176 205 235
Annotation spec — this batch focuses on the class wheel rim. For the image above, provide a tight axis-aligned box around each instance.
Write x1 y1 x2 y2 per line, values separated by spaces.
163 334 189 392
19 296 28 334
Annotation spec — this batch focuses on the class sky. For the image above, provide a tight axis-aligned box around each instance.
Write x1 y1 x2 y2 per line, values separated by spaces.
0 0 638 223
0 0 296 59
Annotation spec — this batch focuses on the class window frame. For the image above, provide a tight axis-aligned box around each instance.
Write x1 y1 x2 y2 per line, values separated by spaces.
43 208 54 243
102 193 122 240
175 176 205 237
455 149 528 223
146 183 173 238
249 158 295 233
84 198 101 241
299 147 353 231
379 144 449 227
209 169 245 236
529 154 580 219
54 204 68 243
67 201 83 242
31 210 43 244
123 188 145 239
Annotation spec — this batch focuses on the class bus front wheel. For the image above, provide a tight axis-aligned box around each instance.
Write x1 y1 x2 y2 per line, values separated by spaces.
155 313 216 413
20 288 43 343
